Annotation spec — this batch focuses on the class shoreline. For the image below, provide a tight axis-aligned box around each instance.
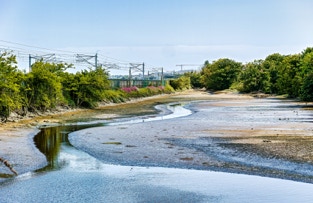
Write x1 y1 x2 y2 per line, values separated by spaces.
1 90 218 176
2 89 313 183
69 94 313 183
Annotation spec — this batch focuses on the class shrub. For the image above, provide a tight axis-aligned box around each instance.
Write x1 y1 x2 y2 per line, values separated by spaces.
138 88 150 97
121 86 139 93
164 84 175 93
169 76 191 90
103 90 127 103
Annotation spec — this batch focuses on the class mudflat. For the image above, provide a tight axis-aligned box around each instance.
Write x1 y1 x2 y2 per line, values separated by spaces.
1 90 313 183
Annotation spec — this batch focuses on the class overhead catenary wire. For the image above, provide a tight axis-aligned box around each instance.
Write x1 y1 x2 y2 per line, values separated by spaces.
0 40 165 75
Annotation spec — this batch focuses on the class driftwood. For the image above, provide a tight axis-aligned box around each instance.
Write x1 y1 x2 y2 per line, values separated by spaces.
0 157 18 176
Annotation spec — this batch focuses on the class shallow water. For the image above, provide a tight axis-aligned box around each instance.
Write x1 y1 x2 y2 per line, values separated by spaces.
1 101 313 202
1 140 313 202
33 103 192 173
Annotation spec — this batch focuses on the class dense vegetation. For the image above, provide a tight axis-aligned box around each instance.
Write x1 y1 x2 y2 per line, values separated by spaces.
0 52 174 122
193 47 313 100
1 47 313 122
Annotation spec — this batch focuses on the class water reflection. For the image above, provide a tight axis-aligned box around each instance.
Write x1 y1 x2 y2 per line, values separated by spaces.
33 124 104 172
33 103 191 173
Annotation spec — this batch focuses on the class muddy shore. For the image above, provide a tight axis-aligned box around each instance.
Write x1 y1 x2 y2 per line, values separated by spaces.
0 90 219 177
69 95 313 183
2 90 313 183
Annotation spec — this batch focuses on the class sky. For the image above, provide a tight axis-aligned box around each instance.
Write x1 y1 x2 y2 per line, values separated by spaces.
1 0 313 74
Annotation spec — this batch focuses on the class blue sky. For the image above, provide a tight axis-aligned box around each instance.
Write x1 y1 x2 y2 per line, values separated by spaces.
1 0 313 73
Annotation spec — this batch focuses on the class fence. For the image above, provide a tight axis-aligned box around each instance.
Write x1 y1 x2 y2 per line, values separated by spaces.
109 79 166 89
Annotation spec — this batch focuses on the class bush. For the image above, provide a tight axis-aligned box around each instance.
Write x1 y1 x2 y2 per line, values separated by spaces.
138 88 150 97
169 76 191 90
103 90 127 103
121 86 139 93
118 85 172 100
164 84 175 93
147 86 163 95
184 71 203 88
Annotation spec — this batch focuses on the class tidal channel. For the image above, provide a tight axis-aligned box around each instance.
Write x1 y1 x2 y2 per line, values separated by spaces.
1 101 313 202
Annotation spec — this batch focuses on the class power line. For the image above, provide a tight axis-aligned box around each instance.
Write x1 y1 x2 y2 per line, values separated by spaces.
0 39 77 54
0 39 163 75
0 40 133 65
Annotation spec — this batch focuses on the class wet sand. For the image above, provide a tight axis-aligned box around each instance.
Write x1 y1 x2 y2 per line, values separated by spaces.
0 128 46 177
69 94 313 183
2 90 313 183
0 90 213 177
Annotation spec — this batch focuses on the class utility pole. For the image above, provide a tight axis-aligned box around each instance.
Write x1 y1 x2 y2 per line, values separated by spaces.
29 54 31 72
129 67 132 87
29 54 56 72
177 64 183 71
142 62 145 79
95 53 98 68
161 67 164 86
76 54 98 68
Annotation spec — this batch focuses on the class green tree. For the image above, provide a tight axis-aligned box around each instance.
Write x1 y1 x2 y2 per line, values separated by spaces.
299 48 313 101
169 75 191 90
65 66 110 108
60 72 77 107
263 53 285 94
239 60 270 93
184 71 203 88
276 54 301 97
300 72 313 101
24 61 63 111
201 58 242 90
0 52 22 121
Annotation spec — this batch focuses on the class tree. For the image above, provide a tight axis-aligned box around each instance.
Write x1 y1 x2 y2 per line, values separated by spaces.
299 49 313 101
201 58 242 90
300 72 313 101
0 52 22 121
275 54 301 97
263 53 285 94
24 61 63 111
63 66 110 108
169 75 191 90
239 60 270 93
184 71 203 88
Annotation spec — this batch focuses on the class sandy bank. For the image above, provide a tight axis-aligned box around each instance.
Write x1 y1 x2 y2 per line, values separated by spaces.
0 128 46 178
69 95 313 183
3 89 313 183
1 90 223 177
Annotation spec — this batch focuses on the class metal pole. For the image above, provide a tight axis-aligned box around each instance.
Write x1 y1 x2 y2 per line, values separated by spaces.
29 54 31 72
161 67 164 86
142 62 145 79
129 67 131 87
95 53 98 68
